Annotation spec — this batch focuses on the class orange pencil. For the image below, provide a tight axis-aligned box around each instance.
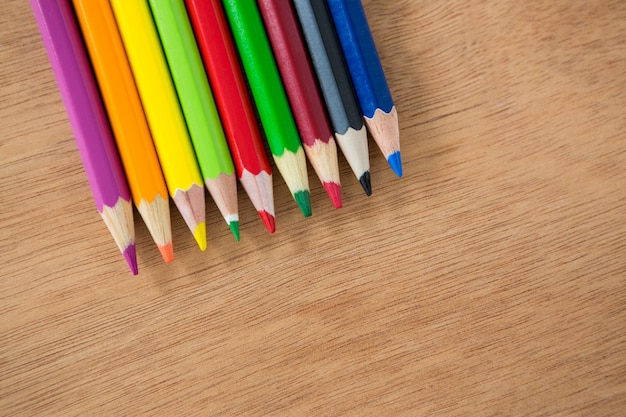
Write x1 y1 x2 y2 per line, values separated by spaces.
73 0 173 262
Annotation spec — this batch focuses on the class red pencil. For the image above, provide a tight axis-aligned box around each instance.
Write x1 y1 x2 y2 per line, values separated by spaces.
258 0 342 208
185 0 275 233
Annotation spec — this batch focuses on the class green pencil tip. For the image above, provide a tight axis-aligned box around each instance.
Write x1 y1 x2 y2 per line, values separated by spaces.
294 190 312 217
229 221 240 241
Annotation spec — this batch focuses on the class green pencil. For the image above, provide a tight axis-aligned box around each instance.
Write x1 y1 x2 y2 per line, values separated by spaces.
149 0 240 239
222 0 311 217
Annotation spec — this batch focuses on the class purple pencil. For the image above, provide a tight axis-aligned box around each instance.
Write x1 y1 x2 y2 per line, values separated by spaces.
31 0 137 274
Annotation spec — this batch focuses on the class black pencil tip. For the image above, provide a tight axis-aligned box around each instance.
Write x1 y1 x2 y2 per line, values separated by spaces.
359 171 372 196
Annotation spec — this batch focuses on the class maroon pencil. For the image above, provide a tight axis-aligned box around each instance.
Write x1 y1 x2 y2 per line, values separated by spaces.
258 0 342 208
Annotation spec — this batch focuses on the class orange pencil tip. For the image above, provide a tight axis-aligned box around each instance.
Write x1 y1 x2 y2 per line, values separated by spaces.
158 243 174 263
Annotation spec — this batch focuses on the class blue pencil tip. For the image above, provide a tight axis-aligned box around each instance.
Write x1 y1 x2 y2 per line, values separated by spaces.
388 151 403 177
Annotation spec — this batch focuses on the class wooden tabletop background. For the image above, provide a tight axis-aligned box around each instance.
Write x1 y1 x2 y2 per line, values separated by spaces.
2 0 625 415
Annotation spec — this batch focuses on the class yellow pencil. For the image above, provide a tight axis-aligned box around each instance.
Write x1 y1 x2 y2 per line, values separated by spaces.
73 0 173 262
110 0 206 250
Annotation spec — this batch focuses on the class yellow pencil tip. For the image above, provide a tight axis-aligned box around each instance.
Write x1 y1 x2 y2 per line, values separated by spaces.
193 222 207 251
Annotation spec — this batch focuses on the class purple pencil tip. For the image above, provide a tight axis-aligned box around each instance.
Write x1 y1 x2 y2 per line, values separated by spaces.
123 243 138 275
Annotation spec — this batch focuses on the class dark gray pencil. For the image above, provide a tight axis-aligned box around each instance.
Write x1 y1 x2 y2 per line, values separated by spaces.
293 0 371 195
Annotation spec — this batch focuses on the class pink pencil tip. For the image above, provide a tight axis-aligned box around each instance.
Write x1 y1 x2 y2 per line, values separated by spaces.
123 243 138 275
158 243 174 263
259 210 276 233
323 182 342 209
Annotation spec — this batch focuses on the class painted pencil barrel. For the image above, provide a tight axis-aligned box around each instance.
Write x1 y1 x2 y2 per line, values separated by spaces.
110 0 203 192
185 0 271 178
32 0 130 210
221 0 301 156
148 0 234 181
326 0 393 116
73 0 168 205
295 0 364 134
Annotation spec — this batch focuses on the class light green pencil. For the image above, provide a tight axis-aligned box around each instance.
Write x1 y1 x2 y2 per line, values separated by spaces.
149 0 240 240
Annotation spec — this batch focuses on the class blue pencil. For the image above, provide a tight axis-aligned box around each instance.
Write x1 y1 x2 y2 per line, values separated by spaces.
326 0 402 177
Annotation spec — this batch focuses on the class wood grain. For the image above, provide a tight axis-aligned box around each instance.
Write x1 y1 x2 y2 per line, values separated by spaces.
1 0 625 415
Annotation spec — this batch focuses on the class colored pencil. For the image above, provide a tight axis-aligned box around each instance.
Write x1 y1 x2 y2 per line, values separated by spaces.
72 0 173 263
327 0 402 177
222 0 311 217
293 0 372 195
185 0 275 233
110 0 207 251
148 0 240 241
31 0 137 274
258 0 342 209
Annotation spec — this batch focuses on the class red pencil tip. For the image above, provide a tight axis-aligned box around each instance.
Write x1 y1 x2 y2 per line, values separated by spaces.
323 182 342 209
259 210 276 233
123 243 138 275
158 243 174 263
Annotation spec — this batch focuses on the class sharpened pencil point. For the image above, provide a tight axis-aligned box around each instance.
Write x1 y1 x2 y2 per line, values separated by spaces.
229 221 240 241
359 171 372 196
193 222 207 251
294 190 312 217
123 243 138 275
323 182 342 208
158 243 174 263
388 151 403 178
259 211 276 233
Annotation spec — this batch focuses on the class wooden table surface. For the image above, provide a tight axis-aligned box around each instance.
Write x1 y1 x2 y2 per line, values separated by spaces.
2 0 625 415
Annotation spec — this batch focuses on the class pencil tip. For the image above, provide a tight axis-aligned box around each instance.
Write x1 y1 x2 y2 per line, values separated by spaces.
158 243 174 263
359 171 372 196
259 211 276 233
294 190 312 217
323 182 342 208
388 151 403 177
229 221 240 241
123 243 138 275
193 222 207 251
